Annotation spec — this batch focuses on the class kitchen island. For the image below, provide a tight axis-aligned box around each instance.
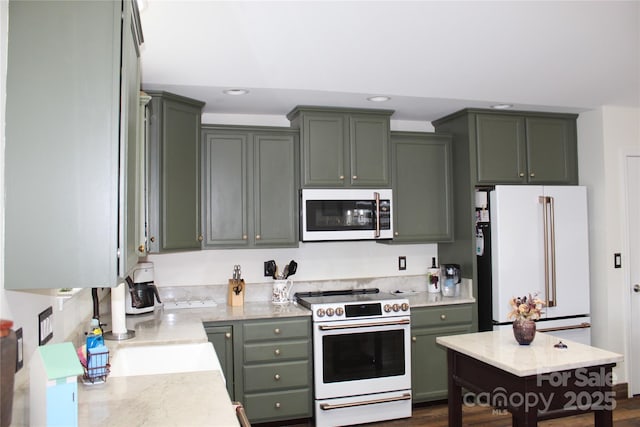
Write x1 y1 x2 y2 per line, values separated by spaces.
437 330 624 426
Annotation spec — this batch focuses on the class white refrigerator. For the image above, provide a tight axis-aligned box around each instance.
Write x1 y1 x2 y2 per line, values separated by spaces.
479 185 591 344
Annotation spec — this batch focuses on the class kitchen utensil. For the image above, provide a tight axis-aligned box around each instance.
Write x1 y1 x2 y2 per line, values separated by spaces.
232 265 243 295
265 260 276 279
285 260 297 278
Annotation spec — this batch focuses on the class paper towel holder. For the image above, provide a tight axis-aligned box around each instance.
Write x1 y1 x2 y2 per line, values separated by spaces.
103 284 136 341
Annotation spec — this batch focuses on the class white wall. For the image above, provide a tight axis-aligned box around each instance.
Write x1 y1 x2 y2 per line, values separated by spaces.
577 105 640 386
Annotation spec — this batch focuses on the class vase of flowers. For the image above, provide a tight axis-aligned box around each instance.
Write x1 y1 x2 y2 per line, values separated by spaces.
508 293 545 345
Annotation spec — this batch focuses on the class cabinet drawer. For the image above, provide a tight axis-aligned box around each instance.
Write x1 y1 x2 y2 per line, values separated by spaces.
244 360 310 392
244 388 312 422
244 339 309 363
411 305 473 328
243 318 309 342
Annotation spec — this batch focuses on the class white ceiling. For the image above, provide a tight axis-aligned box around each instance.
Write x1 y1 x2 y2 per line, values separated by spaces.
139 0 640 122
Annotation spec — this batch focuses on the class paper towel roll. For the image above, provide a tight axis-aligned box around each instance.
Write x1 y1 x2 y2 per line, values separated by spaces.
110 282 127 334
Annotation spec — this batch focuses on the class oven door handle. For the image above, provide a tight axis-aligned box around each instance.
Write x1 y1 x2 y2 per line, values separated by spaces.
319 393 412 411
318 318 410 331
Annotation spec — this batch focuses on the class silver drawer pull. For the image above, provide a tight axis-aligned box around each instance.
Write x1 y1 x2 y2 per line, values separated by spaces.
275 402 281 409
320 393 411 411
274 348 280 356
274 374 281 381
319 319 410 331
274 328 281 334
440 314 447 320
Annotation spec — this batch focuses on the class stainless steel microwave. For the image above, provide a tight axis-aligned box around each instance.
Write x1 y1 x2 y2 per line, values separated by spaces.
301 189 393 241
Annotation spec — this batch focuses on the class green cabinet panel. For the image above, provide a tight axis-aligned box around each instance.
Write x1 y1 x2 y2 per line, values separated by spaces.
147 91 204 252
525 117 577 184
244 340 309 363
243 317 310 341
204 324 234 398
201 126 299 249
5 0 142 288
202 131 250 247
243 360 310 392
288 106 393 188
474 112 578 185
389 132 453 243
243 388 312 422
475 114 527 183
411 305 473 403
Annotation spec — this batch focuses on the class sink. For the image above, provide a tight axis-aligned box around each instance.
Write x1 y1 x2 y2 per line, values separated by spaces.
108 342 223 379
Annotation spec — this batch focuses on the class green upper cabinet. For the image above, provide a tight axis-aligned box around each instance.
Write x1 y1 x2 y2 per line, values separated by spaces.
201 126 299 249
389 132 454 243
472 111 578 185
5 0 142 289
146 91 205 253
287 106 393 188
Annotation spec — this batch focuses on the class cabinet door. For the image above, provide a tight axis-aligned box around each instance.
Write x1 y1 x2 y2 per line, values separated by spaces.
391 133 453 242
121 3 142 277
410 305 473 403
411 323 472 402
526 117 578 184
205 325 235 399
253 133 299 247
349 114 390 187
475 114 527 184
202 131 250 247
301 112 347 187
5 0 130 289
147 93 204 252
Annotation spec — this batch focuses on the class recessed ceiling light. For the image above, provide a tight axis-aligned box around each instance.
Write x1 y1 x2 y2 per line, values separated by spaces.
491 103 514 110
367 96 391 102
223 88 249 96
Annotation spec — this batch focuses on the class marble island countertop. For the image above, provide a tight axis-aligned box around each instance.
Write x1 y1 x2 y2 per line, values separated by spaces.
436 329 624 377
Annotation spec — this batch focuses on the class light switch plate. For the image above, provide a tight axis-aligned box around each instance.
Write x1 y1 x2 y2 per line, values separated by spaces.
38 306 53 345
398 256 407 271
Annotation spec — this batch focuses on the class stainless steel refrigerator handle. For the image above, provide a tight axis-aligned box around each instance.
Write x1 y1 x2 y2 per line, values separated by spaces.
318 318 410 331
540 196 551 308
548 196 557 307
319 393 412 411
374 191 381 238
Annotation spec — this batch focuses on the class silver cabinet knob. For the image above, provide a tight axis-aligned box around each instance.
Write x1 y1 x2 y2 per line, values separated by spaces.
440 314 447 320
530 172 535 177
225 332 231 339
274 348 281 356
255 234 261 240
274 328 281 335
634 284 640 293
242 234 248 240
339 175 345 180
274 374 281 381
275 402 281 409
412 336 417 343
352 175 357 180
519 172 525 177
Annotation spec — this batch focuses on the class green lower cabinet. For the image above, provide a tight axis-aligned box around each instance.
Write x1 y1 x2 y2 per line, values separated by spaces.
205 317 312 424
204 324 234 398
411 305 473 403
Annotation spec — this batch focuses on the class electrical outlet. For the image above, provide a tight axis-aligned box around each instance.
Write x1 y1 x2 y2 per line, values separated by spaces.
15 327 23 372
614 253 622 268
38 306 53 346
398 256 407 271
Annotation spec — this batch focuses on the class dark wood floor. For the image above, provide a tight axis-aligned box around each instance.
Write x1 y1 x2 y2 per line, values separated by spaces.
278 396 640 427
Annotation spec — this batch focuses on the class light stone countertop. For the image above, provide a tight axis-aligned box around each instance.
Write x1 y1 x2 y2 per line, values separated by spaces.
436 329 624 377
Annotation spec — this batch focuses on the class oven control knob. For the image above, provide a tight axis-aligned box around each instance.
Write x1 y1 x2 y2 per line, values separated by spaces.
316 308 326 317
335 307 344 316
384 304 392 313
392 303 400 312
326 308 335 317
401 303 409 311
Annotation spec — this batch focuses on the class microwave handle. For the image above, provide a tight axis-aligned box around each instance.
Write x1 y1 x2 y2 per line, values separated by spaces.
374 192 381 238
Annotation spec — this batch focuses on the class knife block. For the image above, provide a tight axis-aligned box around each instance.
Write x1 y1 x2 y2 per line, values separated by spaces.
228 279 245 307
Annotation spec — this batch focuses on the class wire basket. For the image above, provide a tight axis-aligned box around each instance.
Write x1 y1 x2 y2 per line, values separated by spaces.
83 347 110 384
